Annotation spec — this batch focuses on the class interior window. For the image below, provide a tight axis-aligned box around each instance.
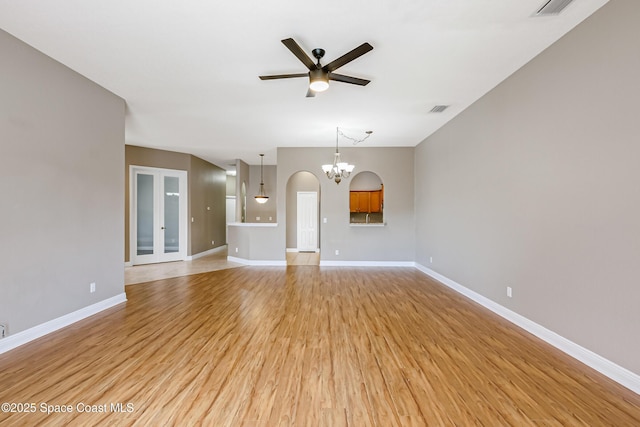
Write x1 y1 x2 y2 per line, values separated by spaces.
349 171 383 224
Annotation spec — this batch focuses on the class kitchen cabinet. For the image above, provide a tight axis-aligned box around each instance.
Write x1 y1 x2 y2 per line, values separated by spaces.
350 189 383 213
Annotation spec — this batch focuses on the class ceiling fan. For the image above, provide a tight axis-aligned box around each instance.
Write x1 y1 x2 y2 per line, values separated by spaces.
259 38 373 97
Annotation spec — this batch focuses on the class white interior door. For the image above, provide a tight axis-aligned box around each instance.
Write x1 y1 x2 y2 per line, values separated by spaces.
131 167 188 265
297 191 318 252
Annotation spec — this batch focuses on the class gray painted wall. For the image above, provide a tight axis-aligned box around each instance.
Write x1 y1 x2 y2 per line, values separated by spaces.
189 155 227 255
278 147 415 262
228 224 281 261
415 0 640 375
350 171 383 191
226 175 236 197
0 29 125 335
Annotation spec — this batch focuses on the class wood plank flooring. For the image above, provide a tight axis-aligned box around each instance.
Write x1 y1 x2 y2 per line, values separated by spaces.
1 266 639 426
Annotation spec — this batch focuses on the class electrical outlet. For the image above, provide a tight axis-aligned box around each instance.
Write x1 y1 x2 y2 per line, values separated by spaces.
335 249 340 256
269 217 272 221
90 282 96 293
235 247 238 253
323 218 327 224
507 286 512 298
256 216 260 221
430 256 433 264
0 323 7 338
212 240 215 245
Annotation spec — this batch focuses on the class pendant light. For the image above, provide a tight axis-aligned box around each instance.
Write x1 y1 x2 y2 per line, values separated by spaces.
254 154 269 204
322 127 354 184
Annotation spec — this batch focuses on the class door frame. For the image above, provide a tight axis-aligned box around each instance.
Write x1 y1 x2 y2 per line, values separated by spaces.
129 165 188 265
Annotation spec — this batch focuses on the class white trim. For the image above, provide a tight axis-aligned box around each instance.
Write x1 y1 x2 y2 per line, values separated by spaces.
124 261 133 267
349 223 386 227
227 222 278 227
0 293 127 355
321 260 416 267
286 248 298 253
227 256 286 266
414 264 640 395
186 245 227 261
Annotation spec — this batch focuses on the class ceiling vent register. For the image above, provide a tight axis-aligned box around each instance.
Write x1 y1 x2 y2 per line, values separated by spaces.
429 105 449 113
534 0 575 16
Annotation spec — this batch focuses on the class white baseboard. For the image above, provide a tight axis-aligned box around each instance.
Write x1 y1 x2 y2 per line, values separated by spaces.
227 256 287 266
124 261 132 267
414 263 640 395
320 260 415 267
0 293 127 355
187 245 227 261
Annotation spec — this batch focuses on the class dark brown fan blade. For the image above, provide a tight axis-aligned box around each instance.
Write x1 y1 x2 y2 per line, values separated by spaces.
328 73 370 86
281 38 317 71
306 88 316 98
323 42 373 72
259 73 308 80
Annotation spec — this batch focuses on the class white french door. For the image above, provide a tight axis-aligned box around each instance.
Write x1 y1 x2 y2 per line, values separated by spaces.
130 166 188 265
297 191 318 252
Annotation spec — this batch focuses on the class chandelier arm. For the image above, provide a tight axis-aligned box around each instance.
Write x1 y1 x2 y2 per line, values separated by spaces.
321 127 355 184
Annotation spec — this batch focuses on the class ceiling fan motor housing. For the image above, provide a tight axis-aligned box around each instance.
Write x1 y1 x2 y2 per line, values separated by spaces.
312 48 325 62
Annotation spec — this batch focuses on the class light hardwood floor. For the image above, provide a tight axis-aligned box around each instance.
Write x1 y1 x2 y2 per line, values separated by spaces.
1 266 639 426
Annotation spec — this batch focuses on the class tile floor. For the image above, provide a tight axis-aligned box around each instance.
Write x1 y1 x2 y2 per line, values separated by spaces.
125 248 320 285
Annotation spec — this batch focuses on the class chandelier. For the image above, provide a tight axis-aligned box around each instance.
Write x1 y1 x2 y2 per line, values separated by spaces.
322 127 354 184
254 154 269 204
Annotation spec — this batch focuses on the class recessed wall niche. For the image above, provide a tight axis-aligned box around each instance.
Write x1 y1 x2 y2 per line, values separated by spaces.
349 171 383 224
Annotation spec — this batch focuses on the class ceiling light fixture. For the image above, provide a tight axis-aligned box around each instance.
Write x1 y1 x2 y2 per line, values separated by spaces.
309 69 329 92
322 127 354 184
254 154 269 204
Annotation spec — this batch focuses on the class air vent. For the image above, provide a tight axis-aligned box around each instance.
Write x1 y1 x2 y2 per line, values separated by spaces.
429 105 449 113
534 0 575 16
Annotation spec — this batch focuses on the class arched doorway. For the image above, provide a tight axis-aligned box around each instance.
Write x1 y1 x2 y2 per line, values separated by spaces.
286 171 320 265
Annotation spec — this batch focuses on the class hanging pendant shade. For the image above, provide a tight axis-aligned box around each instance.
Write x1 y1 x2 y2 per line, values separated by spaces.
254 154 269 204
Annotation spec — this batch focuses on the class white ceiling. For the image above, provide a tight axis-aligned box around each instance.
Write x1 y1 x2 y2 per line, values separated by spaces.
0 0 608 169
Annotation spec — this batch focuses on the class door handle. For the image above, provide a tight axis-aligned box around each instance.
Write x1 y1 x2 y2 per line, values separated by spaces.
161 226 166 230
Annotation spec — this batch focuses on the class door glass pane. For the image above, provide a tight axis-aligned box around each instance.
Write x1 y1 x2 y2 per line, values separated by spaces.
164 176 180 254
136 173 154 255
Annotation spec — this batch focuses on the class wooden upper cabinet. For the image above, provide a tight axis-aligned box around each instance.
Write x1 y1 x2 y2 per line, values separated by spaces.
350 192 359 213
350 189 382 213
369 190 381 213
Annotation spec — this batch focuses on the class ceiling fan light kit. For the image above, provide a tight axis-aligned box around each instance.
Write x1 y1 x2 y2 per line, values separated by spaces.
259 38 373 97
309 69 329 92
